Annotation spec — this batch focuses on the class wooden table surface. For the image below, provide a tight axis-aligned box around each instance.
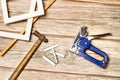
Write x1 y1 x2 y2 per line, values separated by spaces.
0 0 120 80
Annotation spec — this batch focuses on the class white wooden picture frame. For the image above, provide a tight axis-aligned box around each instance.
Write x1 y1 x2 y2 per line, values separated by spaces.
1 0 44 24
0 0 44 40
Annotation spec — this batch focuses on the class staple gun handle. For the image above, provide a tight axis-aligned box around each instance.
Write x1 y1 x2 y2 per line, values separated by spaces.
78 45 109 68
76 37 109 68
90 45 109 68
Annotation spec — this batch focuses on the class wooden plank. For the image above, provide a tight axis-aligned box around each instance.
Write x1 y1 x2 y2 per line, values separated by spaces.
0 1 119 38
0 66 120 80
0 37 120 77
67 0 120 6
0 0 120 80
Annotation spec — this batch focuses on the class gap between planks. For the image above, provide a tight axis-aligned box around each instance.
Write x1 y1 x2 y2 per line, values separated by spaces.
64 0 120 6
44 34 120 41
0 66 120 79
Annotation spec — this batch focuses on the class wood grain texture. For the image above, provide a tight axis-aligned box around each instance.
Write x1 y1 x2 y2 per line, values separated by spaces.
0 0 120 80
67 0 120 6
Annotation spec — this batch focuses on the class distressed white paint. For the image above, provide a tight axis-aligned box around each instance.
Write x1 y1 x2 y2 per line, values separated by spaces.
1 0 44 24
0 0 44 40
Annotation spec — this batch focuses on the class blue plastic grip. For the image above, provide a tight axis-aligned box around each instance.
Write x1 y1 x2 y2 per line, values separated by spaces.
76 37 109 68
90 45 109 67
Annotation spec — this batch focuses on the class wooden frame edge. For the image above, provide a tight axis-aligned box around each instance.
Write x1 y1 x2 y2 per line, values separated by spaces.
0 0 56 56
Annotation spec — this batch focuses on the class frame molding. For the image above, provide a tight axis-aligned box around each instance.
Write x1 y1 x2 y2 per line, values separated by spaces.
0 0 56 56
1 0 44 24
0 0 44 40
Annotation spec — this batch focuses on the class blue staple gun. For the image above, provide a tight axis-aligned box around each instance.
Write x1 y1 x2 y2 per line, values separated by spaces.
69 27 111 68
